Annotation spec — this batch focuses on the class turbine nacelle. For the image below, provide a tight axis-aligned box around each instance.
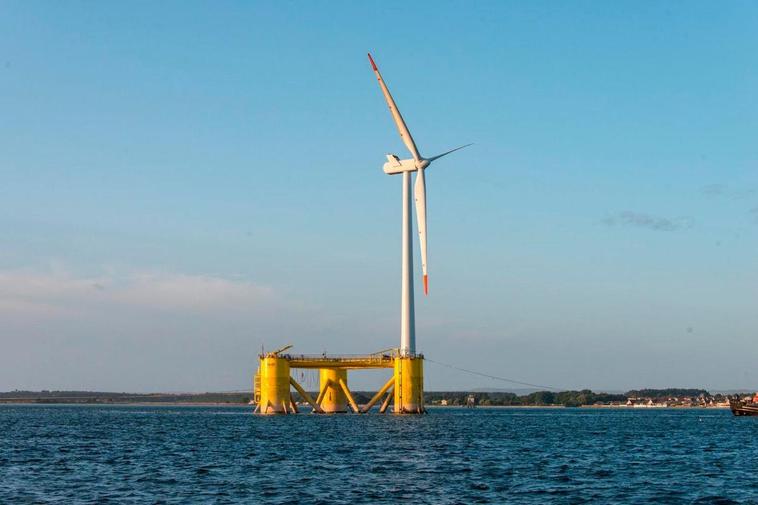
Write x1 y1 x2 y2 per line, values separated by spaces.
383 155 429 174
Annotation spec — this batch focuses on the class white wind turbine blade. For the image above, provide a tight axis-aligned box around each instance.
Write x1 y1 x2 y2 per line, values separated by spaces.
414 167 428 295
368 53 422 162
426 143 474 163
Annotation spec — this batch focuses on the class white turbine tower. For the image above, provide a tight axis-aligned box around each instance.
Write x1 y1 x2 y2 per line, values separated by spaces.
368 53 471 357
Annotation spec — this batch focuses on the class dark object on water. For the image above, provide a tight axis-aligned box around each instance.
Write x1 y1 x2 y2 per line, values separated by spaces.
730 394 758 416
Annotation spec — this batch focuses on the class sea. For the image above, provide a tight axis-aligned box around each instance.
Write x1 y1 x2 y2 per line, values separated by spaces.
1 405 757 504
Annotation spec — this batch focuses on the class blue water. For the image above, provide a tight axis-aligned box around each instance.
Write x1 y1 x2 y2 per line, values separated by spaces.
1 406 757 504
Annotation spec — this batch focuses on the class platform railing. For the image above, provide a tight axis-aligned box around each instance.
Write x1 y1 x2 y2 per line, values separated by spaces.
279 353 397 369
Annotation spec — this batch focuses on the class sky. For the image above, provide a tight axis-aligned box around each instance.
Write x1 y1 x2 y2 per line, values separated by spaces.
1 1 757 393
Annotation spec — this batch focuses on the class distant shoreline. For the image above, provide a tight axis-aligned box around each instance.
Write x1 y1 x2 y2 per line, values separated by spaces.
429 404 731 410
0 402 730 410
0 388 741 408
0 401 248 407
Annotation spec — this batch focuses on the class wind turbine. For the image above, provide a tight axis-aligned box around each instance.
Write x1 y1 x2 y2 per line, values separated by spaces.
368 53 471 357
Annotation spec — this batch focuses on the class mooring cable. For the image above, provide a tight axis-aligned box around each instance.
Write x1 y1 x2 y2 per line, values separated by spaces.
424 357 562 391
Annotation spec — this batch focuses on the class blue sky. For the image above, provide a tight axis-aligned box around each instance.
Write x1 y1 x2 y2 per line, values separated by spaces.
1 1 757 392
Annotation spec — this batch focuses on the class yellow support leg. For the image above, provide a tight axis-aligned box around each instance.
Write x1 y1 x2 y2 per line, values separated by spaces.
315 380 328 406
338 378 360 414
379 388 393 413
289 393 299 414
360 376 396 413
289 377 324 413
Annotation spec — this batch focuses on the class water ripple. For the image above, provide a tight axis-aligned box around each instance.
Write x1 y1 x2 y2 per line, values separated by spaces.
1 406 757 503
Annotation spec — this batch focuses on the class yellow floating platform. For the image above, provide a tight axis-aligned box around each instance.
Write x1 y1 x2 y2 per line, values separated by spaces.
253 351 425 415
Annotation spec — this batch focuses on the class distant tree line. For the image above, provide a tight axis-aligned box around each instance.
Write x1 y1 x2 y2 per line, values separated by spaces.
424 390 628 407
423 389 727 406
0 390 251 404
1 388 726 407
625 388 709 399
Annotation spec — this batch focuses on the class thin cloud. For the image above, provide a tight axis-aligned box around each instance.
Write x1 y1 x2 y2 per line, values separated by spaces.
0 269 276 319
701 184 726 196
701 184 756 199
603 211 690 232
